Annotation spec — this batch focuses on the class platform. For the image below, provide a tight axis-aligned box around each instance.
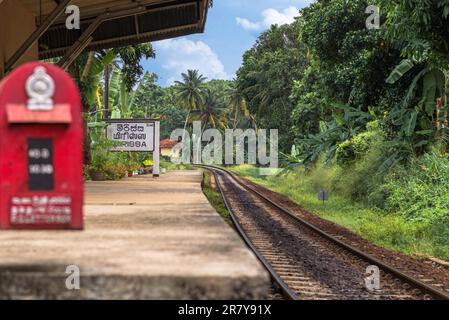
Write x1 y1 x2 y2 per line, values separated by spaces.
0 171 269 299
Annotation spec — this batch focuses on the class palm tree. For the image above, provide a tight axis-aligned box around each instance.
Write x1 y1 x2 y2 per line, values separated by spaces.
190 89 227 162
245 69 272 114
227 82 250 129
174 70 207 138
192 89 227 131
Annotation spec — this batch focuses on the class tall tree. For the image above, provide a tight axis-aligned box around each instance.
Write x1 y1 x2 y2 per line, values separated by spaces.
190 88 227 162
236 22 308 152
227 82 249 129
192 89 227 131
174 70 207 137
380 0 449 139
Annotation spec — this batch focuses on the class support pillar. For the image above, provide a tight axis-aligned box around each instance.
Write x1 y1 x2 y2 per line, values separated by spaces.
153 121 160 177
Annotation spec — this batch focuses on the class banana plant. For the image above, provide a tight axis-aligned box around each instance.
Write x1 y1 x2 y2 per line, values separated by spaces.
294 105 375 167
386 59 448 153
81 50 118 110
106 68 152 119
387 59 446 119
380 59 449 169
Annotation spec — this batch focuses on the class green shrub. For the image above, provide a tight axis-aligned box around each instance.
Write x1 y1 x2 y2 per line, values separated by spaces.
331 130 386 203
358 215 427 251
382 151 449 224
335 121 384 166
102 163 128 180
88 138 131 181
308 159 336 192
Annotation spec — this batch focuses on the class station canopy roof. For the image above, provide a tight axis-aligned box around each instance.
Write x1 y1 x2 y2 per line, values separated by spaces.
19 0 210 59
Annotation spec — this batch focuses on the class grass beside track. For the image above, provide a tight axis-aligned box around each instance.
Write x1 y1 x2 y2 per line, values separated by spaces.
226 165 449 262
200 169 232 225
160 158 191 171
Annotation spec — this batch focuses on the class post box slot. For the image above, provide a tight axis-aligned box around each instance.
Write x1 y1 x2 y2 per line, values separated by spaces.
27 138 55 191
6 104 72 124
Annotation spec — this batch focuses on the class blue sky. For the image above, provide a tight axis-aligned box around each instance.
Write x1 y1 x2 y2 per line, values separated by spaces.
143 0 315 86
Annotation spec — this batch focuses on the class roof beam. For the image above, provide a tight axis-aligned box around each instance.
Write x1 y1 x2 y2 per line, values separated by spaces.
43 1 199 57
49 0 197 25
44 23 197 59
5 0 71 72
58 5 151 69
58 13 105 70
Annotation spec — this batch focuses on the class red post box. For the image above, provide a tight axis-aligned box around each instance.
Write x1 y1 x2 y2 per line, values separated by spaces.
0 62 83 230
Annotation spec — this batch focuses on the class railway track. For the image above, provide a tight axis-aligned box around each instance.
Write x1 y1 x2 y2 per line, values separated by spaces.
199 165 449 300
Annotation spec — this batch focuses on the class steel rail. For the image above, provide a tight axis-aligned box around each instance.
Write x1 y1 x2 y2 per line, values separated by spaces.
199 165 449 301
199 165 299 300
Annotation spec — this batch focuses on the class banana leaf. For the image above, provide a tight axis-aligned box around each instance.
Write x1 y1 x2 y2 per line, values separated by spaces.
386 59 414 84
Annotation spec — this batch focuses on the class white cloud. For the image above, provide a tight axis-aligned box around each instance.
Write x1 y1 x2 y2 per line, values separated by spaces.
261 6 299 27
235 17 261 31
236 6 299 31
154 39 230 85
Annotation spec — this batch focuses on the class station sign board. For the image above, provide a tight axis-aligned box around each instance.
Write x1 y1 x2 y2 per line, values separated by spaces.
105 119 161 177
106 120 155 152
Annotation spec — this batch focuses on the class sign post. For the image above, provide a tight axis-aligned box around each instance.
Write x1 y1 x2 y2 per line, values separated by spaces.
105 119 160 178
153 121 160 177
317 190 329 205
